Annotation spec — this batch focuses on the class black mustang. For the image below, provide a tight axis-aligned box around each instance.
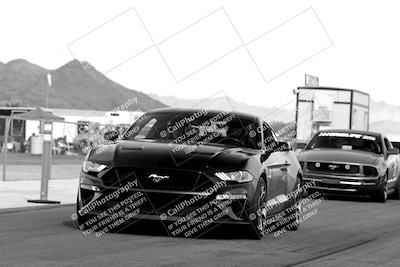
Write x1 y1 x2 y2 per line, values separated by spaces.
76 108 303 239
298 129 400 202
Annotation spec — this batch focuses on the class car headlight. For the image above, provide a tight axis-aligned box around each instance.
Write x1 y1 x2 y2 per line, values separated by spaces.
215 171 254 183
363 165 378 177
82 160 107 173
299 161 305 170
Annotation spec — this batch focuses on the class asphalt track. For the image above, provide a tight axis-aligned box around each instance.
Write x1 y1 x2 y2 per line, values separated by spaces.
0 196 399 267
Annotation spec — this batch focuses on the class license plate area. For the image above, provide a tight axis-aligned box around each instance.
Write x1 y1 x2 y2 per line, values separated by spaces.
322 178 340 184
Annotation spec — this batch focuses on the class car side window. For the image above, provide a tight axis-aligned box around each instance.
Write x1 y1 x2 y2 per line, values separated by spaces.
134 119 157 140
262 122 276 150
384 137 393 150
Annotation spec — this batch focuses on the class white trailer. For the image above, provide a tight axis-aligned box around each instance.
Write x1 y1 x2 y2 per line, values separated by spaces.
295 87 370 144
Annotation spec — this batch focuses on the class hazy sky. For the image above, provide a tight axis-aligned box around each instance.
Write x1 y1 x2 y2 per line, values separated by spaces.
1 0 399 108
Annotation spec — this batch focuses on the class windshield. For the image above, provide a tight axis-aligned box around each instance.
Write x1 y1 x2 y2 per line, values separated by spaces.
305 132 382 154
122 111 260 149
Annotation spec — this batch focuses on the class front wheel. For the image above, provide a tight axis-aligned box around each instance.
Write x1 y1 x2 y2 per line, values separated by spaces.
75 200 86 229
393 179 400 200
372 175 388 203
247 178 268 239
285 180 302 231
75 198 93 230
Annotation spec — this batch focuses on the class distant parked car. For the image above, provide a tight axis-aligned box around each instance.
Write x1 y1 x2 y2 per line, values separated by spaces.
72 124 130 154
298 129 400 202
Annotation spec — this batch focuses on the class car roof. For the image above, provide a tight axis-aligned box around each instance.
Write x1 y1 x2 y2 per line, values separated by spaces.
148 107 259 122
317 129 382 138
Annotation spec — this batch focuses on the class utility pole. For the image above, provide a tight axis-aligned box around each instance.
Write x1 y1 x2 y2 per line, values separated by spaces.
2 117 11 182
28 73 60 204
46 73 51 108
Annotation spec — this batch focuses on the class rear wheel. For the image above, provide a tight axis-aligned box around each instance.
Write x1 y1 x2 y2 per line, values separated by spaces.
285 179 302 231
247 178 268 239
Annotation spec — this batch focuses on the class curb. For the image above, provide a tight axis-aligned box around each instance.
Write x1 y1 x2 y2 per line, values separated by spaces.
0 203 75 215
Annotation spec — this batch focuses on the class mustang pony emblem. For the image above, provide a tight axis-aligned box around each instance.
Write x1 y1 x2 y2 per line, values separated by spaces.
328 164 339 170
148 174 170 183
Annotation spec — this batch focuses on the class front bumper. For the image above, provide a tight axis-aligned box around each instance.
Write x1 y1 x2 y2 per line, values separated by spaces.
77 171 257 225
303 172 384 194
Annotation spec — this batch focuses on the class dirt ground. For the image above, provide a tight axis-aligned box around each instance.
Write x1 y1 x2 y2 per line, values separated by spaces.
1 152 85 181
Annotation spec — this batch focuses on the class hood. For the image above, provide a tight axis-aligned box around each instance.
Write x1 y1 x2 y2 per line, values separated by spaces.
88 140 258 172
298 149 382 165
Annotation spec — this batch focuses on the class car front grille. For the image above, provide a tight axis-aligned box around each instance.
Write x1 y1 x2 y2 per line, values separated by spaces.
100 167 215 192
306 162 360 174
93 189 209 216
95 168 223 218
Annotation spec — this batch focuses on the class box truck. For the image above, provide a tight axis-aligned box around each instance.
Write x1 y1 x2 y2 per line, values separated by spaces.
295 86 370 145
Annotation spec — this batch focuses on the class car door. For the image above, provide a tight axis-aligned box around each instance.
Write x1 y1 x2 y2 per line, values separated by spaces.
284 148 300 192
384 137 398 189
261 122 290 214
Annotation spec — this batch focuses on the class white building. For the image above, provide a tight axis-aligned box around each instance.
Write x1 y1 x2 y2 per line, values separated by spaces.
2 108 144 143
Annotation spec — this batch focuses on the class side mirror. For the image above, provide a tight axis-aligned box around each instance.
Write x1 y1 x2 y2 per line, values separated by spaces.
387 147 399 155
104 130 119 142
260 152 271 163
275 141 291 152
260 141 292 163
295 142 306 150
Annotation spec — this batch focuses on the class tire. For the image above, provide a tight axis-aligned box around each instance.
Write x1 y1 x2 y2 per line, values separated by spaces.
247 178 268 240
372 175 388 203
285 179 302 231
393 179 400 200
75 200 86 229
75 198 92 230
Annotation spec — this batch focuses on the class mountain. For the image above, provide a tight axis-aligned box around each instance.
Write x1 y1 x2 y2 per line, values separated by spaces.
370 100 400 123
152 94 400 139
149 94 294 122
0 59 166 111
151 94 400 123
369 101 400 140
370 120 400 139
2 58 399 138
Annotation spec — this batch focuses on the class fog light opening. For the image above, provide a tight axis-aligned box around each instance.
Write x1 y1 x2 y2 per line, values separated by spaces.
80 184 101 192
216 193 247 200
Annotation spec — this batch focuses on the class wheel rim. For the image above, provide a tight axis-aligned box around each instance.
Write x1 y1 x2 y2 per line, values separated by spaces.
384 177 388 201
384 185 388 200
294 183 302 225
257 183 267 234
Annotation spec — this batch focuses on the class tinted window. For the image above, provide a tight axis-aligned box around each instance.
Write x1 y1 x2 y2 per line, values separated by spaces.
135 118 156 140
262 122 276 149
123 111 260 149
306 132 382 154
384 137 393 150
